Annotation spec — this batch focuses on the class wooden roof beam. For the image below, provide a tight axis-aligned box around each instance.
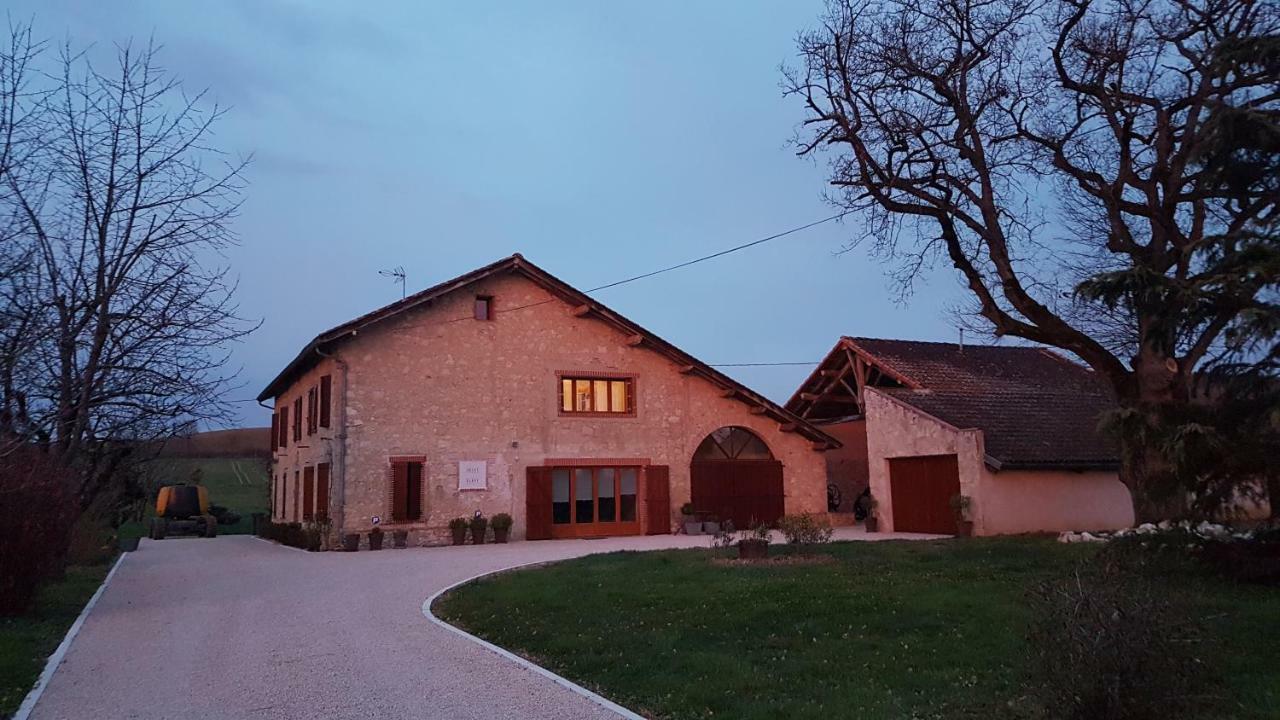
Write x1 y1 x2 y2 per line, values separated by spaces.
625 334 644 346
571 304 592 317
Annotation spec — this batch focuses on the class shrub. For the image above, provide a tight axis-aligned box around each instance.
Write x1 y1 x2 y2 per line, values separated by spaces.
0 449 79 615
680 502 696 516
470 514 488 542
491 513 513 531
448 517 469 532
1025 553 1216 720
777 512 834 547
208 504 241 526
258 520 322 551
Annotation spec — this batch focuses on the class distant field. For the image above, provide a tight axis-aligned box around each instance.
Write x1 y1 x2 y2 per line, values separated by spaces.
122 457 269 537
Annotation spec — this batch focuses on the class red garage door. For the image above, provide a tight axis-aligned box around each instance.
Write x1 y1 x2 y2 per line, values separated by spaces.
888 454 960 535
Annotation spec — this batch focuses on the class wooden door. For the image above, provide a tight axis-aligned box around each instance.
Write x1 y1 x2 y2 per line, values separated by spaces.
644 465 670 535
689 459 784 529
526 466 553 540
888 454 960 534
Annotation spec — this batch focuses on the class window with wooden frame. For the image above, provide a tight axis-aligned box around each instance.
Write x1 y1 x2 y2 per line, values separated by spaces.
319 375 332 428
550 466 639 526
474 295 493 321
558 375 635 415
389 459 424 522
278 407 289 449
292 396 303 441
302 466 315 521
270 413 279 452
306 385 318 435
316 463 330 521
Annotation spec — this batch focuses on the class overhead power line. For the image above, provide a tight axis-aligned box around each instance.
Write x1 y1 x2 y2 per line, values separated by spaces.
708 361 819 367
583 211 850 294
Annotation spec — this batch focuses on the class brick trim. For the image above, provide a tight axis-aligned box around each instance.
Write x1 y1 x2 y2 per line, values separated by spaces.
543 457 651 467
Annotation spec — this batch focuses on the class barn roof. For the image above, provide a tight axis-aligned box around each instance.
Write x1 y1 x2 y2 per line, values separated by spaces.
786 337 1117 470
258 254 838 447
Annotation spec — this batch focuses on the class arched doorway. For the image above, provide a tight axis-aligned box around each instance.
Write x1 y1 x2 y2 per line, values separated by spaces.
690 427 785 528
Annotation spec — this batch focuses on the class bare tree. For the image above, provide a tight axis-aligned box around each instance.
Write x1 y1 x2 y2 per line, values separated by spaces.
786 0 1279 521
1 25 254 505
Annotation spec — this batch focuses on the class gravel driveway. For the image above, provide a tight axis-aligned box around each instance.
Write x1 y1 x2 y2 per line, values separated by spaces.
28 528 937 720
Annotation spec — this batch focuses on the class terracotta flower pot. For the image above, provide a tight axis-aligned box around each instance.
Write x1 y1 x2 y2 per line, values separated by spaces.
451 526 467 545
738 539 769 560
955 519 973 538
393 530 408 548
342 533 360 552
368 530 384 551
493 527 510 543
865 516 880 533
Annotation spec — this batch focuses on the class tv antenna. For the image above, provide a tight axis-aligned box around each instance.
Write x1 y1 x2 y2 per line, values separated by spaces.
379 266 406 299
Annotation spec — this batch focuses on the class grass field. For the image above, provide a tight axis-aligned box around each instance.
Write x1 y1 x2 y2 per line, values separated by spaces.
0 563 113 718
121 456 269 537
435 538 1280 720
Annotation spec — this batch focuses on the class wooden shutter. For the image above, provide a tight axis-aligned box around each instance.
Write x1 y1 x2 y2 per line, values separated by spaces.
525 466 553 540
406 462 423 521
293 471 300 520
390 461 409 521
316 463 330 521
644 465 670 535
319 375 332 428
279 407 289 448
302 466 315 520
270 413 279 452
293 397 302 441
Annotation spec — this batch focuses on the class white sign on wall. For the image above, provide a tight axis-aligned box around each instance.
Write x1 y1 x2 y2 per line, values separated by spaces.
458 460 487 491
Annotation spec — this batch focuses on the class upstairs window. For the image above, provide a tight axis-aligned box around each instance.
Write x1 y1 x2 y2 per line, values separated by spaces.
559 376 634 415
474 295 493 321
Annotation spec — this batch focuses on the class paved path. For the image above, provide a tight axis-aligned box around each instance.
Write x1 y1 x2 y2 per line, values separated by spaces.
29 528 940 720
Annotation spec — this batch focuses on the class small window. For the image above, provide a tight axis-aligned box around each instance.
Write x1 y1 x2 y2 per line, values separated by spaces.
559 376 634 415
474 295 493 321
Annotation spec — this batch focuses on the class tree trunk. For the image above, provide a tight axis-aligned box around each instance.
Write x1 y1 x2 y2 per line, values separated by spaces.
1115 348 1189 524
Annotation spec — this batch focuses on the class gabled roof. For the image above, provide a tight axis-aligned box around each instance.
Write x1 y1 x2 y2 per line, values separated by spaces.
787 336 1117 470
258 254 838 447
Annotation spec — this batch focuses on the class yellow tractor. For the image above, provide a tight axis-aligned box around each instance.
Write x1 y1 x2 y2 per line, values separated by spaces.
149 484 217 539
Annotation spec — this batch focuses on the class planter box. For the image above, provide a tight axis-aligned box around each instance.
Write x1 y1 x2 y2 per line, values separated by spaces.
368 532 384 551
342 533 360 552
683 520 702 535
955 520 973 538
865 517 880 533
703 521 721 534
392 530 408 548
738 539 769 560
493 527 510 543
451 527 467 545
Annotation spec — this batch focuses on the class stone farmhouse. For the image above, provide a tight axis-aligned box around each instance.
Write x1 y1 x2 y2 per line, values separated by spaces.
259 254 838 544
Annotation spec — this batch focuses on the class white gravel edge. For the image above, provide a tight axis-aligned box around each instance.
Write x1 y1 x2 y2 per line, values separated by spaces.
421 560 646 720
13 551 128 720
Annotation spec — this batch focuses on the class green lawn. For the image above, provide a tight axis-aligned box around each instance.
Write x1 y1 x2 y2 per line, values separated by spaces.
434 538 1280 720
120 456 269 538
0 563 113 718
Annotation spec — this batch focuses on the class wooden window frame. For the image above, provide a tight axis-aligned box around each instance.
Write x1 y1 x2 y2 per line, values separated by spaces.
556 372 637 418
319 375 332 428
546 464 642 538
292 396 303 442
474 295 493 321
278 407 289 449
388 456 426 523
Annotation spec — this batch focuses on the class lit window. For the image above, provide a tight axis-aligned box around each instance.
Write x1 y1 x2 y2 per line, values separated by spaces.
474 295 493 320
559 376 633 414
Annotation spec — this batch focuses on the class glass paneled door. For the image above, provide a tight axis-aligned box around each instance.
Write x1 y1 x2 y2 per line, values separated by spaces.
549 466 641 538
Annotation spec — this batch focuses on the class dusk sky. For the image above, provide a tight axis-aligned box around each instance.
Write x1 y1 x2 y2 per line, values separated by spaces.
15 1 970 427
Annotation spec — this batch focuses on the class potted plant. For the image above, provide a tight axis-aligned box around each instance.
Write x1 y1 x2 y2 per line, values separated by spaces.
702 513 721 535
470 514 489 544
342 532 360 551
950 494 974 537
448 517 469 545
392 529 409 548
738 521 771 560
368 526 384 550
491 513 513 543
681 502 702 535
864 495 880 533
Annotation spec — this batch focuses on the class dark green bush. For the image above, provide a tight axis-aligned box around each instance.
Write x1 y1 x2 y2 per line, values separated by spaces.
1025 552 1216 720
258 520 321 551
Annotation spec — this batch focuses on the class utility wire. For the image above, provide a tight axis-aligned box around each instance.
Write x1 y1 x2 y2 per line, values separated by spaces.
708 361 819 367
582 211 850 293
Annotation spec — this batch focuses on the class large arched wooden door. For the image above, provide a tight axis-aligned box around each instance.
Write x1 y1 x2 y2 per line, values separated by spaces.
690 427 784 528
